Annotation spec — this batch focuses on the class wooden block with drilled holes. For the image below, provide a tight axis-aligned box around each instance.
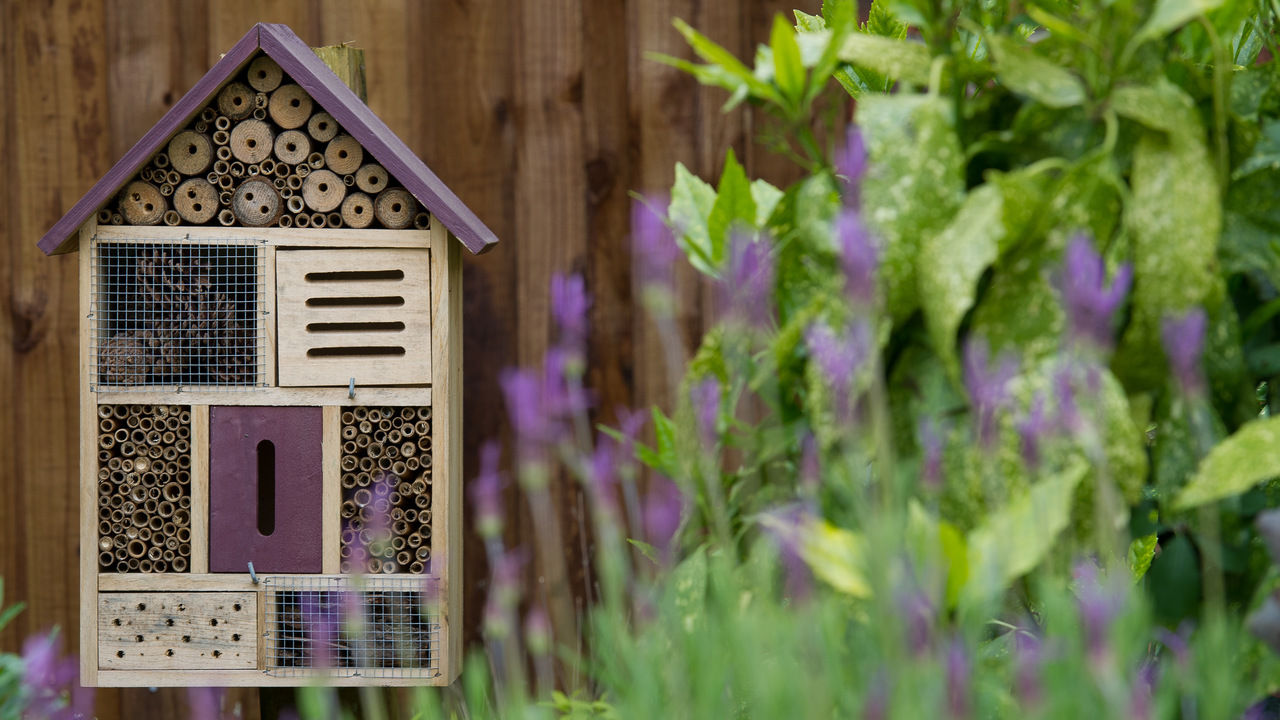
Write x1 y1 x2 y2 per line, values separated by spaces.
98 592 258 670
275 248 431 386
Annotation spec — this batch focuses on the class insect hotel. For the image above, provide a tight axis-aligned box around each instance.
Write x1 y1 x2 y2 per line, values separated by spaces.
35 23 497 687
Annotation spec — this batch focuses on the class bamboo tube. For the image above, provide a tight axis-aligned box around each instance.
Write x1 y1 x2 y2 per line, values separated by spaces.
153 152 170 168
341 473 358 489
97 208 113 224
368 409 384 422
354 163 389 194
139 559 152 573
162 431 175 445
278 214 293 228
397 551 411 567
339 561 352 574
99 551 114 568
163 548 175 562
306 152 325 169
148 515 164 532
158 501 175 518
286 174 303 191
326 212 343 228
98 406 114 419
177 527 191 543
368 558 382 574
310 212 327 229
253 107 267 120
324 134 362 174
340 191 375 229
254 91 269 110
353 488 373 508
145 497 158 512
206 171 219 184
301 169 344 212
165 535 178 550
387 429 402 445
356 434 371 450
367 443 383 459
418 436 430 452
174 178 219 224
229 161 245 177
374 188 416 229
259 157 276 175
392 461 407 477
219 81 254 119
179 543 191 556
415 494 430 509
415 546 430 562
286 196 305 214
341 424 357 439
405 456 420 473
213 160 230 175
174 509 190 527
308 111 338 142
414 213 431 230
356 472 372 487
229 118 274 164
119 181 166 225
167 169 181 185
213 129 230 146
163 210 180 226
114 428 129 443
146 430 162 445
215 115 231 131
232 179 282 227
391 507 405 522
168 131 214 176
359 457 375 472
216 145 232 161
294 212 310 228
247 164 260 176
172 557 187 572
128 539 147 558
377 456 393 471
99 434 116 450
410 561 424 574
119 442 136 457
130 509 148 527
199 107 216 124
194 120 209 134
133 457 150 473
392 520 409 536
148 546 163 562
130 429 145 444
295 163 311 178
341 501 357 519
341 455 359 472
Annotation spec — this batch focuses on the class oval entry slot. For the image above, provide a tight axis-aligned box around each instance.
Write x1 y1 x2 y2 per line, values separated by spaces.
257 439 275 537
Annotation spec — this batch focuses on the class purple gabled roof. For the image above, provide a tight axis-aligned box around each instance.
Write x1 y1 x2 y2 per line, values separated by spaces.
36 23 498 256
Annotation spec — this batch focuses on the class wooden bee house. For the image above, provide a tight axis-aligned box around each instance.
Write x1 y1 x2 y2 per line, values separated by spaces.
35 23 497 687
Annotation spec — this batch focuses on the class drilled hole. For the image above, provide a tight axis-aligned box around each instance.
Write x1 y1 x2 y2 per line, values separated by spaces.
187 190 196 198
137 603 146 611
391 203 402 212
290 99 300 107
144 203 153 212
182 636 191 643
355 206 364 214
213 650 222 658
233 603 242 611
319 122 328 130
166 618 175 627
166 649 174 657
234 97 243 106
338 150 348 158
286 143 296 152
193 203 202 212
245 193 255 201
187 145 197 155
117 650 125 658
211 618 219 627
113 618 121 626
260 205 269 214
232 634 241 641
247 139 256 148
135 635 144 643
318 183 328 192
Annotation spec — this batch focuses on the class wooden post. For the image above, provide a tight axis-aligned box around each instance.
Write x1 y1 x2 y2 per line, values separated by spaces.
313 44 367 103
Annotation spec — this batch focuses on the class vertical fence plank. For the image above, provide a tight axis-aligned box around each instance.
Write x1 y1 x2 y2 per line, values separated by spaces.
410 0 519 654
316 0 411 142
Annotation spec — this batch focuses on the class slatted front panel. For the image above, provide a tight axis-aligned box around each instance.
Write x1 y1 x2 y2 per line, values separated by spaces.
276 248 430 386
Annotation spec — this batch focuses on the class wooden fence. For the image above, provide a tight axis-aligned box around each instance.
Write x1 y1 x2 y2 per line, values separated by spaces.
0 0 816 716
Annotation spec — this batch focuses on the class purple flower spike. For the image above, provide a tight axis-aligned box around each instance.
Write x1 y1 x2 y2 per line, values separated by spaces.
836 209 878 306
1018 394 1049 470
524 606 552 655
1248 590 1280 654
1074 561 1124 664
551 273 591 356
902 590 934 656
643 476 684 556
761 505 815 603
918 417 945 490
301 591 338 670
632 197 680 292
945 636 971 719
689 377 721 447
835 125 867 207
863 672 890 720
725 232 776 328
962 338 1019 447
1130 665 1156 720
471 442 505 539
1161 307 1208 397
501 368 545 442
806 321 871 391
1014 632 1044 710
22 631 82 719
1259 509 1280 564
799 434 821 496
588 435 619 514
1058 235 1132 352
188 687 226 720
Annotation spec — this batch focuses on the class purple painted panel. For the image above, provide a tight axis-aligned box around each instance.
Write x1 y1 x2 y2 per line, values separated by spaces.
209 406 323 573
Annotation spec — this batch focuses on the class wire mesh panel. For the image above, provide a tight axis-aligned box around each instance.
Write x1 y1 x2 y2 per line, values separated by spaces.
91 238 267 391
263 575 440 679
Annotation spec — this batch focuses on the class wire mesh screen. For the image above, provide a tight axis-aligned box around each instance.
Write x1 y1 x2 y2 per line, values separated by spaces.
91 239 267 391
264 575 441 679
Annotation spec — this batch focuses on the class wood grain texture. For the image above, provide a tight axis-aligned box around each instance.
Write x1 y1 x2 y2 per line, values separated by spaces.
322 406 340 574
98 592 258 670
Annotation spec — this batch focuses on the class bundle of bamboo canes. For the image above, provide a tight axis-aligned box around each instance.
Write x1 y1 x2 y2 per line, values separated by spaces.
109 58 428 230
338 406 432 574
96 404 193 573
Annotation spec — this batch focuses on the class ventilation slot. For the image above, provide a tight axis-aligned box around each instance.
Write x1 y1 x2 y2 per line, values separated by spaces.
305 296 405 308
305 270 404 282
307 346 406 358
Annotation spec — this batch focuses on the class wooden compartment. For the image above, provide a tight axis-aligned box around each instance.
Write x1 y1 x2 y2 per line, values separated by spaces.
98 592 257 670
276 248 431 387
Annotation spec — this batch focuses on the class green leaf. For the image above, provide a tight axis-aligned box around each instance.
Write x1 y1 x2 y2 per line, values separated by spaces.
858 94 966 322
707 149 756 270
1223 168 1280 289
1175 418 1280 509
837 34 933 87
919 184 1004 379
627 539 661 566
1135 0 1227 43
635 406 682 478
795 9 826 32
671 18 783 105
669 162 719 277
1128 533 1159 582
750 179 784 228
1113 107 1220 392
963 462 1088 605
988 36 1086 109
667 546 708 632
864 0 908 38
801 521 872 598
770 14 806 105
1111 80 1204 144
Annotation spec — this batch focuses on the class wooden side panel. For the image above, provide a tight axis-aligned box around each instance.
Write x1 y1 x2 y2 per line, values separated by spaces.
98 592 257 669
189 407 210 574
276 248 431 387
430 221 463 681
80 221 99 686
